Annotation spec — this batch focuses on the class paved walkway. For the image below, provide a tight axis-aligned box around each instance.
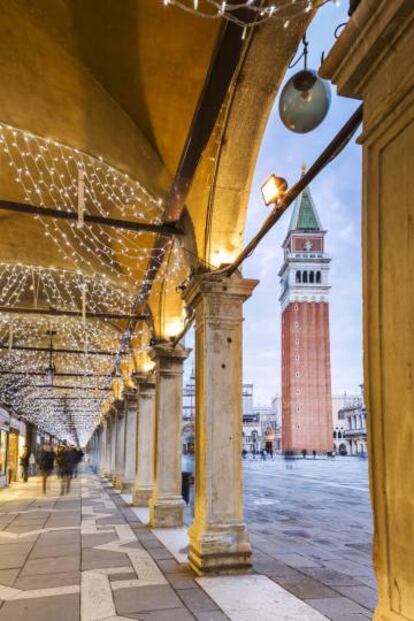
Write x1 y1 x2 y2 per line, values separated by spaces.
0 468 375 620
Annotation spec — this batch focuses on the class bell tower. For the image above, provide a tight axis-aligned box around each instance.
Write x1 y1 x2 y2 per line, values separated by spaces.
279 173 332 454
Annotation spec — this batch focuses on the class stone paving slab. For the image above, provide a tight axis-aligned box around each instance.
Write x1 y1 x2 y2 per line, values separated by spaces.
0 463 376 621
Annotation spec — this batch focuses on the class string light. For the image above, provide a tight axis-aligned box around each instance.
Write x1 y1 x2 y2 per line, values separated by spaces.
160 0 337 30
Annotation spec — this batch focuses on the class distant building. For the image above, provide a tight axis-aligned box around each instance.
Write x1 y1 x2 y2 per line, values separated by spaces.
182 371 280 454
332 393 358 454
341 387 367 456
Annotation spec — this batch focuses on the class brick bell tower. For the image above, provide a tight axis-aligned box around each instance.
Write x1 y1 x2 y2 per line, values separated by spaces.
279 170 332 454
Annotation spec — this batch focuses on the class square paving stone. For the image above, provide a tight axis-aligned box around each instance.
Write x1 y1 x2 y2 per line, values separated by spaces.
14 571 81 590
148 548 174 560
276 575 339 599
127 609 196 621
30 542 80 559
0 592 80 621
274 553 323 568
114 584 183 614
194 613 230 621
21 554 80 575
166 572 199 590
178 588 219 613
0 568 19 586
82 548 129 570
0 552 28 569
335 586 377 610
297 567 365 587
304 596 372 616
81 533 117 548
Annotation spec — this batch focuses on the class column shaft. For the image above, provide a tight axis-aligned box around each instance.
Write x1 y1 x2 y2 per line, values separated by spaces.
183 272 258 575
113 402 126 490
122 390 138 493
149 343 190 528
132 376 156 507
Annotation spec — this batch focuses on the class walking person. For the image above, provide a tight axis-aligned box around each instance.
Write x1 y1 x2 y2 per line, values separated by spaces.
38 442 55 495
19 444 31 482
56 443 72 495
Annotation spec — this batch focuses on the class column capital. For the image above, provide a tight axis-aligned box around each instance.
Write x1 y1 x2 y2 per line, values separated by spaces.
182 271 259 310
149 341 191 364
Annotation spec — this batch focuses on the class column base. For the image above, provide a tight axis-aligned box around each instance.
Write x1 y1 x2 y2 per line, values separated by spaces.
112 475 123 491
132 486 153 507
121 480 134 494
149 496 185 528
188 522 252 576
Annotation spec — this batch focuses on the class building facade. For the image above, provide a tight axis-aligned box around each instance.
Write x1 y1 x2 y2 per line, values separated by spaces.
279 177 333 454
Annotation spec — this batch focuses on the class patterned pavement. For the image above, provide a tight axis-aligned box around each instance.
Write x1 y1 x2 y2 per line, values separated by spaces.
0 459 376 621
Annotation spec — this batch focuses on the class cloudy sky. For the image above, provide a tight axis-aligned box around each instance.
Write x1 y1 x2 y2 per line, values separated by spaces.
186 2 363 403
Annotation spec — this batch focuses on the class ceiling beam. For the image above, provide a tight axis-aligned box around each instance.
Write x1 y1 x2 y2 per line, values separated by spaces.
0 371 110 377
31 385 110 391
0 344 118 356
0 306 147 321
0 201 182 236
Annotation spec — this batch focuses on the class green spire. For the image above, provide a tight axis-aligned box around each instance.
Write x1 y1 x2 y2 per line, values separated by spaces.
289 186 322 231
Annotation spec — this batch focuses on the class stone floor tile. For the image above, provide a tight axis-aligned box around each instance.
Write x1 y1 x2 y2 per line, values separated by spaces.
298 567 366 587
128 609 196 620
14 571 81 590
148 547 174 560
166 572 199 590
81 533 118 548
178 587 219 613
334 586 377 611
30 542 80 559
21 554 80 575
194 612 230 621
274 553 323 568
81 548 129 570
0 593 80 621
276 575 339 599
114 584 183 614
0 552 28 569
0 568 19 586
304 596 371 616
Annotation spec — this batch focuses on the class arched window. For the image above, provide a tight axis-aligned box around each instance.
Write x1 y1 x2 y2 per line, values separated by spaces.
303 271 308 284
296 270 301 283
316 271 321 283
333 430 337 439
309 271 314 284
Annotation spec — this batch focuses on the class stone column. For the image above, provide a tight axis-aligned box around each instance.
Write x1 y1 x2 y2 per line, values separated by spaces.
132 374 156 507
122 389 139 493
113 400 126 490
182 271 258 575
107 413 116 480
149 343 190 527
99 421 108 476
321 2 414 618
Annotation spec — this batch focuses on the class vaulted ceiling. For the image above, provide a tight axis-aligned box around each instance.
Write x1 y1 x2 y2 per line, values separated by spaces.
0 0 313 444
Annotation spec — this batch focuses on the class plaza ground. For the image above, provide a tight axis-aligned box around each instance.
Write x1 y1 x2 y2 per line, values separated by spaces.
0 458 375 620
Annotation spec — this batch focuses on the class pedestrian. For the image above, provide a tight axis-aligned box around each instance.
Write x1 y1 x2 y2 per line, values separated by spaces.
29 451 36 476
260 448 266 461
312 450 317 459
73 447 84 478
19 444 31 482
38 442 55 495
56 444 73 495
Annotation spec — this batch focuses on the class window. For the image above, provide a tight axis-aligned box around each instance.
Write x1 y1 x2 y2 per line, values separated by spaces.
316 271 321 283
296 270 301 283
309 271 314 283
303 271 308 283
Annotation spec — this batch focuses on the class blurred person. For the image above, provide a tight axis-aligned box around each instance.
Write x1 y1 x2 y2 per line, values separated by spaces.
38 442 55 495
73 447 84 478
56 443 72 495
19 444 31 482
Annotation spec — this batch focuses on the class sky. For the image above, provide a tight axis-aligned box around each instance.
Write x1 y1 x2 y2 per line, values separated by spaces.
185 2 363 404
